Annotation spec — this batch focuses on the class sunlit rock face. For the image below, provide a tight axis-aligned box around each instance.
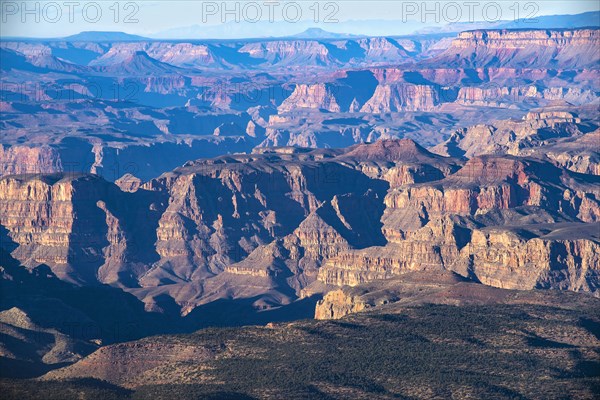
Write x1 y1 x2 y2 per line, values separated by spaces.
1 137 598 322
1 27 599 319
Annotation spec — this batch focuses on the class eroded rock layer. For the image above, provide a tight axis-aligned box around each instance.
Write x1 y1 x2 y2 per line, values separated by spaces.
1 138 599 320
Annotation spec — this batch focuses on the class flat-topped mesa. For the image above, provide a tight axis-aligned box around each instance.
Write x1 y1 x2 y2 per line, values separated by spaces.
456 86 597 107
453 28 600 48
448 155 552 185
344 139 431 162
89 42 214 68
384 156 600 221
239 40 330 64
360 84 440 112
436 28 600 68
278 83 342 113
339 139 462 186
524 111 580 122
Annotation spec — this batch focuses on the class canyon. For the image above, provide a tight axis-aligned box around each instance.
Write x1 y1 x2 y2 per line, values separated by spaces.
1 22 599 396
1 28 598 180
1 138 598 322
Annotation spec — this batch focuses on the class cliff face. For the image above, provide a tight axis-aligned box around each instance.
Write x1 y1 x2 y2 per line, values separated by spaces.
315 154 600 294
431 111 590 161
278 83 342 112
141 160 334 287
458 228 600 292
438 29 600 68
239 40 332 66
0 145 390 311
1 139 599 317
456 86 597 107
89 42 216 68
360 84 440 112
0 173 165 286
0 174 115 284
453 29 599 49
317 221 600 293
0 145 62 176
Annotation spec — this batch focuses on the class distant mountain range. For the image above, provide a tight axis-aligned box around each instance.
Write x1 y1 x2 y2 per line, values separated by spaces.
150 20 423 40
418 11 600 34
290 28 358 39
150 11 599 39
4 11 597 42
63 31 148 42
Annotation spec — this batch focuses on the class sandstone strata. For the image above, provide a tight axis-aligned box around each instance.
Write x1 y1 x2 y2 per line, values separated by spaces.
1 139 599 317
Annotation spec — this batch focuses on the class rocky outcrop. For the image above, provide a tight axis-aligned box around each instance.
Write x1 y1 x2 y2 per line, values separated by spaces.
456 86 597 107
239 40 334 68
431 111 588 159
278 83 342 112
315 271 483 319
315 154 600 294
361 84 440 112
520 130 600 175
0 145 62 176
452 29 599 49
115 173 142 192
438 28 600 68
1 140 599 318
0 174 114 284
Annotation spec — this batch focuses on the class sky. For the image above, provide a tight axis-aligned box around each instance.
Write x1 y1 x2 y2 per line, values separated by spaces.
1 0 599 38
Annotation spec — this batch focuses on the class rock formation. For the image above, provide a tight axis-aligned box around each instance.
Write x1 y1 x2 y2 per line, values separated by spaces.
1 139 598 323
435 28 600 68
